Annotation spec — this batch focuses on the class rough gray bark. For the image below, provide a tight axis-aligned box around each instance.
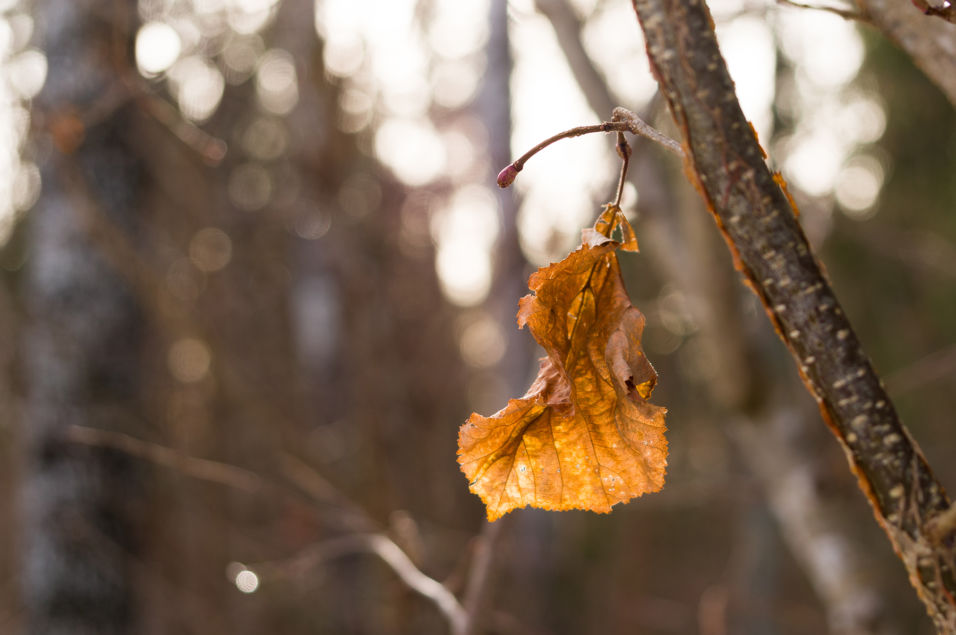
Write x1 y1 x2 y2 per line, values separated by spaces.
23 1 144 633
629 0 956 629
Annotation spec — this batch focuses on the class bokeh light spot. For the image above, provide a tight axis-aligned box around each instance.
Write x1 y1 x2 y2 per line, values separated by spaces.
293 209 332 240
784 132 843 196
459 313 506 368
256 48 298 115
437 242 491 307
189 227 233 272
168 55 225 121
168 337 212 383
836 155 884 218
374 118 446 186
136 21 181 75
235 570 259 594
222 35 264 83
242 116 288 160
228 162 273 211
12 161 40 212
6 48 46 99
226 562 260 594
324 32 364 77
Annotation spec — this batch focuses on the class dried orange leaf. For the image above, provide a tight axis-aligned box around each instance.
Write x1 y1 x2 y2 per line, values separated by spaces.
458 228 667 521
593 203 639 252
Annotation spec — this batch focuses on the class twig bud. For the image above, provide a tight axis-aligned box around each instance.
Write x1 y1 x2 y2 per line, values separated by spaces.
496 164 520 188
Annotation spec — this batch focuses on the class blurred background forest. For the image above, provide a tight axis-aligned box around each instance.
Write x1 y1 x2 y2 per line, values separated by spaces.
0 0 954 633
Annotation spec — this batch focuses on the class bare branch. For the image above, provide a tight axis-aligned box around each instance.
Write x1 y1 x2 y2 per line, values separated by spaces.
629 0 956 628
612 106 684 156
368 534 469 633
498 110 681 188
65 425 263 493
856 0 956 106
907 0 956 24
534 0 618 117
776 0 869 22
461 519 506 635
252 534 468 634
64 427 475 634
732 414 897 633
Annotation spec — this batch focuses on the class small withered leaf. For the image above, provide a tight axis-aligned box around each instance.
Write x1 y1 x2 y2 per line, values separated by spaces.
458 209 667 521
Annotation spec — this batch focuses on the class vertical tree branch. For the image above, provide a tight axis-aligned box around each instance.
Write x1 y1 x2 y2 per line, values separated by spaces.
629 0 956 629
534 0 619 118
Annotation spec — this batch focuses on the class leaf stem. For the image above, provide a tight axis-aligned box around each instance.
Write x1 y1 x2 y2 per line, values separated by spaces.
613 132 631 207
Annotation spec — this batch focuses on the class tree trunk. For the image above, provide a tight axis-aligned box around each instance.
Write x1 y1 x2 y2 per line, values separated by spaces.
23 1 145 633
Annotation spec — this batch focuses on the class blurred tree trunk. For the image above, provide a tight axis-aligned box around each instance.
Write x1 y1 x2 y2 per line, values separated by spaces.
23 1 145 634
466 1 533 632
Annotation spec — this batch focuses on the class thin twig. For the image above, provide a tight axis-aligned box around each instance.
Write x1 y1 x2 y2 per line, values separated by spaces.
611 106 684 156
496 109 681 188
63 426 476 634
134 87 227 165
854 0 956 105
461 519 506 635
277 452 375 531
776 0 869 22
369 534 469 634
534 0 618 117
496 121 627 187
250 534 468 634
906 0 956 24
65 425 263 492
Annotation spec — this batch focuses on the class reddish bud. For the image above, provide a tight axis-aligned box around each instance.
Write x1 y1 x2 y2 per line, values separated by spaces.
496 164 519 188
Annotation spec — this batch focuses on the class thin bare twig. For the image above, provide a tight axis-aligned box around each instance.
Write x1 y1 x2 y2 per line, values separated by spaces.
611 106 684 156
250 533 468 633
64 428 481 634
65 425 263 492
776 0 869 22
461 519 506 635
856 0 956 106
496 121 627 187
278 452 373 531
907 0 956 24
370 534 469 633
534 0 619 117
278 454 479 634
133 86 227 165
497 109 681 188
